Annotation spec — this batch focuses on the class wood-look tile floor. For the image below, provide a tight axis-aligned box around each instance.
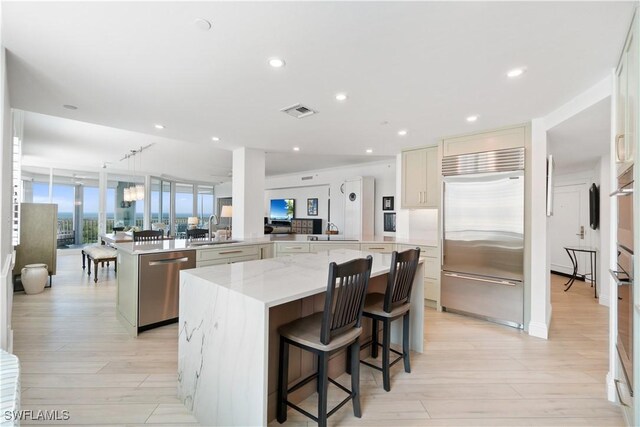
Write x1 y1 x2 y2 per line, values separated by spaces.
11 254 623 426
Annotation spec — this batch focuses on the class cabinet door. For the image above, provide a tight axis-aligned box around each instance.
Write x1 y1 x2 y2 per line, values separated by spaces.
616 46 628 165
424 146 439 208
626 27 636 166
402 149 427 208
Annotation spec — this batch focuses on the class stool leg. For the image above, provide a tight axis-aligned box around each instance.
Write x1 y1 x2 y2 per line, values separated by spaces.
94 261 99 283
82 252 86 270
318 352 329 427
87 259 91 276
346 342 352 375
276 337 289 423
350 339 362 418
382 320 391 392
403 312 411 373
371 318 379 358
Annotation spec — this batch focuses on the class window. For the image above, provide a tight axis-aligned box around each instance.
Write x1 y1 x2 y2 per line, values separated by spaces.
175 183 194 234
197 185 214 225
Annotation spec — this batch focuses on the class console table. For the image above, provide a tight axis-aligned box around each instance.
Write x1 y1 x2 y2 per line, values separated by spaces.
563 246 597 298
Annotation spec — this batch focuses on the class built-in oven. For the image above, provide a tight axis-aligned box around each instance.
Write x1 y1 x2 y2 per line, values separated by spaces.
610 164 634 397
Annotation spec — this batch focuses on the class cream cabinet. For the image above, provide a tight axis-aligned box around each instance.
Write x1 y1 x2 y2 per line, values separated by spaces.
196 245 260 267
401 146 438 209
274 242 310 256
360 243 395 253
616 17 637 176
442 124 526 157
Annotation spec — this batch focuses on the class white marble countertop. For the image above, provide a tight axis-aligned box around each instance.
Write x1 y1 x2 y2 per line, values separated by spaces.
182 249 419 307
115 234 436 255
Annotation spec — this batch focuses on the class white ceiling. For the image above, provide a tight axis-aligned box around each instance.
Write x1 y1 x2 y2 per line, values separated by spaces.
3 1 635 178
548 97 611 175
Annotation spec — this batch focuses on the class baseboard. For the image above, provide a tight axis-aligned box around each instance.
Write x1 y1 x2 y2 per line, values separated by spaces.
607 371 616 402
528 306 552 340
550 270 586 281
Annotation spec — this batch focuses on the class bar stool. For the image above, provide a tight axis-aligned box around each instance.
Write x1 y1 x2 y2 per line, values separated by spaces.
361 248 420 392
277 255 373 427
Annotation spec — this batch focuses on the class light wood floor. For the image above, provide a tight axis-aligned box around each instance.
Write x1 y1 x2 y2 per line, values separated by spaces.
11 254 623 426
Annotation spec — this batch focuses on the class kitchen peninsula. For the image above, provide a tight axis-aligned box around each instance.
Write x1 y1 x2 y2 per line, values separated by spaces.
177 249 425 426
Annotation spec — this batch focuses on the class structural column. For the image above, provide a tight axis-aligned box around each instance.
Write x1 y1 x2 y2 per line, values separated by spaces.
232 148 265 239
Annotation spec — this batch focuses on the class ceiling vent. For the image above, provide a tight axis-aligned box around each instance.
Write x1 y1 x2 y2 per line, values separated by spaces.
281 103 318 119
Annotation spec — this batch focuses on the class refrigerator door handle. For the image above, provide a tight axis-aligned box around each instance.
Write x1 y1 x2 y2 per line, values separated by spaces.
443 272 517 286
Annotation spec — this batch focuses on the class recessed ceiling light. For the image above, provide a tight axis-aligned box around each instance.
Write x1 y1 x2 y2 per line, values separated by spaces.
466 115 479 122
269 58 286 68
194 18 212 31
154 124 165 129
366 149 373 154
397 130 408 136
335 93 348 101
293 146 300 152
211 136 220 142
507 68 525 78
62 104 78 110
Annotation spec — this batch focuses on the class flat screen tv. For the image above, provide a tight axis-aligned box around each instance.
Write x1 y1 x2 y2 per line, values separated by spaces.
270 199 295 221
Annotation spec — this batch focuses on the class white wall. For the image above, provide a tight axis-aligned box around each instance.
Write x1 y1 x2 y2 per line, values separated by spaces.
265 184 329 226
216 160 396 236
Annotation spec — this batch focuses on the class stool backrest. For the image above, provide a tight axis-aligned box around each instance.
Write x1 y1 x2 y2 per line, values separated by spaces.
133 230 164 242
187 228 209 239
320 256 373 345
384 248 421 313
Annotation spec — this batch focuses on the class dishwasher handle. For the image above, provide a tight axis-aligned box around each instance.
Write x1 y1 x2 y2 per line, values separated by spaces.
443 272 517 286
148 257 190 266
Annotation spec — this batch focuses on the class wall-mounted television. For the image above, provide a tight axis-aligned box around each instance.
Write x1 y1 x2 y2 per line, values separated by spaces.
270 199 295 221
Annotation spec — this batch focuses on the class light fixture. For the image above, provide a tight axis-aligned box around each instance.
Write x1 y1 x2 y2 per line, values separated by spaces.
507 68 525 78
397 130 408 136
63 104 78 110
366 149 373 154
268 58 285 68
211 136 220 142
293 146 300 151
466 115 479 122
335 93 348 101
154 124 165 129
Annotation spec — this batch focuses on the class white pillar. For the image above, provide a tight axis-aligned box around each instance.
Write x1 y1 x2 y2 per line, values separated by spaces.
144 175 151 230
98 170 106 235
527 118 551 339
232 148 265 239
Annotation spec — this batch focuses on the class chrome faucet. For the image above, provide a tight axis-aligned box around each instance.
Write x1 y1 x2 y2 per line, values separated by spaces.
208 214 219 239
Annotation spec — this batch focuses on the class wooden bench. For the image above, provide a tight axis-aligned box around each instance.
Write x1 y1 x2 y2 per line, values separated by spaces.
82 246 117 283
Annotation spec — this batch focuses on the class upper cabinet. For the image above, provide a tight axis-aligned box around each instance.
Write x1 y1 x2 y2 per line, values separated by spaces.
616 14 638 176
442 125 526 157
401 146 438 209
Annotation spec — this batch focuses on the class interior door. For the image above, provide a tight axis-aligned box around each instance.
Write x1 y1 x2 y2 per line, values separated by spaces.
548 184 589 276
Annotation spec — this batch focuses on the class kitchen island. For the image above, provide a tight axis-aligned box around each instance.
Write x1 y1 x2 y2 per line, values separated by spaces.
177 249 424 426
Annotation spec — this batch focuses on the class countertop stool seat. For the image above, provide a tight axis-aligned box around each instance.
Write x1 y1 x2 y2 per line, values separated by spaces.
277 256 373 427
361 247 421 392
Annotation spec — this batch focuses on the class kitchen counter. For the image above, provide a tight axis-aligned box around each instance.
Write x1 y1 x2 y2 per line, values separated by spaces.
178 249 424 426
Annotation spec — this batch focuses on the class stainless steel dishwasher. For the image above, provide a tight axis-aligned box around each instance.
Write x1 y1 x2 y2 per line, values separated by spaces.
138 250 196 329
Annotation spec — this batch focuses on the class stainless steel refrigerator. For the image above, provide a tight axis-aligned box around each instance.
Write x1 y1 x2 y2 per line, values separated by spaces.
441 148 525 328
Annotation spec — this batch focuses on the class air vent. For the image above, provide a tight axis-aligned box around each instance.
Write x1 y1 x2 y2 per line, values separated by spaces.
281 103 318 119
301 176 313 181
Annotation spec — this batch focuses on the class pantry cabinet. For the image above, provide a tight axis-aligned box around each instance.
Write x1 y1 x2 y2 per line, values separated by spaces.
401 146 438 209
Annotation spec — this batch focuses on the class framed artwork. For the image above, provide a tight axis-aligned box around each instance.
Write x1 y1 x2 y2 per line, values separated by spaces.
382 196 394 211
384 212 396 232
307 198 318 216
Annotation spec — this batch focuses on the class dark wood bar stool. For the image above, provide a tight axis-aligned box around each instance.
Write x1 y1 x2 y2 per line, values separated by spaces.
277 255 373 427
361 248 420 392
132 230 164 242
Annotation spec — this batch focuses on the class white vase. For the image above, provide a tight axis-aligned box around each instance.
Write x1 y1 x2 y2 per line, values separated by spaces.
21 264 48 295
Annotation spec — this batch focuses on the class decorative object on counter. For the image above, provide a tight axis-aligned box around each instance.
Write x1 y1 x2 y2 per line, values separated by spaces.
187 217 199 230
361 248 420 391
325 222 339 235
21 263 48 294
382 196 394 211
383 213 396 232
307 198 318 216
220 205 233 235
133 229 164 242
277 256 373 425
